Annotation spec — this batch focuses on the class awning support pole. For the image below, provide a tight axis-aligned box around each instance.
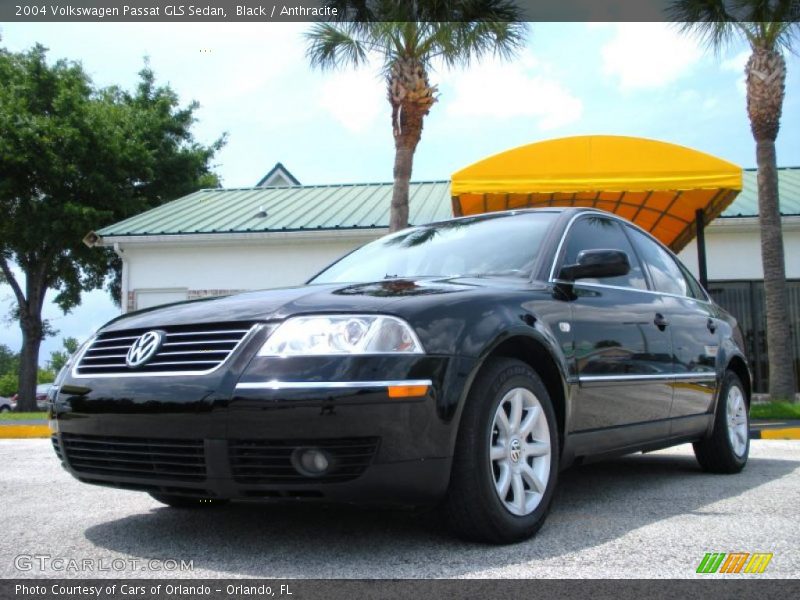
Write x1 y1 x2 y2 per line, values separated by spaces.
695 209 708 290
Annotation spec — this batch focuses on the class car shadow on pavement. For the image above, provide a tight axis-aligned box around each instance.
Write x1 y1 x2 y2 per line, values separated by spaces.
84 451 799 578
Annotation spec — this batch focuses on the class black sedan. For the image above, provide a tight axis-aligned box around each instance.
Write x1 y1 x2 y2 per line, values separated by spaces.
51 208 751 543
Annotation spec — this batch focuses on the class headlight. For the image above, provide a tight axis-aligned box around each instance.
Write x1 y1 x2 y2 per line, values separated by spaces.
258 315 424 356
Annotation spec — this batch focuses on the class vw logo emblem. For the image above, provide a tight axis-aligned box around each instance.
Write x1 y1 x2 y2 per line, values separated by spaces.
509 438 522 463
126 331 163 368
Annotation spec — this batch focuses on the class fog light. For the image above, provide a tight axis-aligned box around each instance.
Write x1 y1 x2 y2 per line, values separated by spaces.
292 448 331 477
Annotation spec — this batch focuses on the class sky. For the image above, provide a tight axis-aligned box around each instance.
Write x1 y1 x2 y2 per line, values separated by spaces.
0 21 799 366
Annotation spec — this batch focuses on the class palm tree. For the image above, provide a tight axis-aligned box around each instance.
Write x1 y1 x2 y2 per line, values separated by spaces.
670 1 799 401
305 1 527 232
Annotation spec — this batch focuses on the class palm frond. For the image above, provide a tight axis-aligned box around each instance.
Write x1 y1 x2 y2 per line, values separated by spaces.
668 0 799 53
305 23 372 70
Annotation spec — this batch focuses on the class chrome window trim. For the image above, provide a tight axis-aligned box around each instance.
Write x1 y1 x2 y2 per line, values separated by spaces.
579 372 717 383
548 210 713 304
70 324 262 379
235 379 434 391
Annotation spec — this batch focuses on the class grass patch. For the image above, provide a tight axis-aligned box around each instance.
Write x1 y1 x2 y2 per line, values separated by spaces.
0 412 47 421
751 402 800 420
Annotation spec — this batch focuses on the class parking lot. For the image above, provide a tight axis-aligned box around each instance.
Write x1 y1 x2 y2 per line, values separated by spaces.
1 439 798 579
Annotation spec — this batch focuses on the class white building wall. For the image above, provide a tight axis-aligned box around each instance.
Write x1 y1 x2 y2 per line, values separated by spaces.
118 233 380 311
113 217 800 312
677 218 800 281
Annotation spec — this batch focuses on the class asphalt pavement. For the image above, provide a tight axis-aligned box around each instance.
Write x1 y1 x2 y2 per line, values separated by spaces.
1 439 798 579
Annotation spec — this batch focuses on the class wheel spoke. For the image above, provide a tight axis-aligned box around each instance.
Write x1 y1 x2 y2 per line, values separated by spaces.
735 428 747 445
511 472 526 512
495 408 511 437
521 463 545 494
525 441 550 457
509 391 523 432
495 464 511 498
519 406 540 437
490 444 506 461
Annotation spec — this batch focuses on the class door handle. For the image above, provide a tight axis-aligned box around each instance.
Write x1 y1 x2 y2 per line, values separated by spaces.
654 313 669 330
707 318 717 334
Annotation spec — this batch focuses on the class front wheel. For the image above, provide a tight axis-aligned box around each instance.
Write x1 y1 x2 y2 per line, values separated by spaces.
443 358 559 544
0 406 10 413
693 371 749 473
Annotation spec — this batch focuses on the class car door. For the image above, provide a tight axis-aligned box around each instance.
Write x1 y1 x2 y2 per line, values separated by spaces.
625 226 719 430
554 215 674 437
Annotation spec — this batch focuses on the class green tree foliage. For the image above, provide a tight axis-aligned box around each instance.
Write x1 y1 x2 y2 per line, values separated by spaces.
0 372 16 397
0 343 19 377
0 44 225 410
48 336 79 373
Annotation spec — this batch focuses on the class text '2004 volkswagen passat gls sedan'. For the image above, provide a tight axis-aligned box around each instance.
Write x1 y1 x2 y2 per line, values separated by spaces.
51 208 751 543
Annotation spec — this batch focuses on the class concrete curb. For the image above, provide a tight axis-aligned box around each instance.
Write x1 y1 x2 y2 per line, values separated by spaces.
0 424 50 439
749 427 800 440
750 420 800 440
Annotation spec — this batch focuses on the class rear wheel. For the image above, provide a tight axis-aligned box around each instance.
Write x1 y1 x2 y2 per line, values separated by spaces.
443 358 559 544
149 493 229 509
693 371 749 473
0 406 9 413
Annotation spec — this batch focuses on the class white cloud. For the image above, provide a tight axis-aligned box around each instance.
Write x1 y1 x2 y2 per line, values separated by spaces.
317 67 387 133
601 23 702 90
442 56 583 131
722 49 750 97
722 50 750 73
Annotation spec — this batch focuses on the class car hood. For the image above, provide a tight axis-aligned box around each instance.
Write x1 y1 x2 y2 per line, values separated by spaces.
100 277 541 332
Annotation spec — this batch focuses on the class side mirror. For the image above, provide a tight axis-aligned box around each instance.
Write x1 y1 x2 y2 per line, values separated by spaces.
559 249 630 281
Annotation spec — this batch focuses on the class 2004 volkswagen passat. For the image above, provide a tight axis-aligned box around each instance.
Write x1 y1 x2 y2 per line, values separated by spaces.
51 208 751 543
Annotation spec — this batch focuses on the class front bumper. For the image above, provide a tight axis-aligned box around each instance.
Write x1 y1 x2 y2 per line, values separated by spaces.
51 350 474 507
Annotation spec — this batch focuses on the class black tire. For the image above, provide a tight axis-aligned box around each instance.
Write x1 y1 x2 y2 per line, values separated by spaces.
443 358 559 544
149 493 230 509
0 406 10 413
693 371 749 474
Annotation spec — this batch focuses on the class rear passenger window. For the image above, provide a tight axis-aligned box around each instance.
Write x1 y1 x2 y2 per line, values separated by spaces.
626 226 690 297
560 216 647 290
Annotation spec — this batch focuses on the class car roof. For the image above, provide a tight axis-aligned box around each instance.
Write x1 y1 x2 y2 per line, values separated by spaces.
419 206 589 229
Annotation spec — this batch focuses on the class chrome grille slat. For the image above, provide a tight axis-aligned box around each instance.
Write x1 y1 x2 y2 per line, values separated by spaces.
162 340 240 346
165 329 250 336
74 322 256 376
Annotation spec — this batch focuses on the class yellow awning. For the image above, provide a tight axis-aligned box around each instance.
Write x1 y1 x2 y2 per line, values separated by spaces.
451 135 743 252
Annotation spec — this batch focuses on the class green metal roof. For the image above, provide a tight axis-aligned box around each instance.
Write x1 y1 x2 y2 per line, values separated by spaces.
96 168 800 238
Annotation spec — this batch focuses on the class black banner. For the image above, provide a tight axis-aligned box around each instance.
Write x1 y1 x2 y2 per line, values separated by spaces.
4 579 800 600
0 0 709 23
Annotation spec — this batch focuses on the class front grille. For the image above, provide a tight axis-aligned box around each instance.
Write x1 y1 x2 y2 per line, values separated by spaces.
229 438 380 484
60 433 206 482
51 435 63 461
75 322 255 376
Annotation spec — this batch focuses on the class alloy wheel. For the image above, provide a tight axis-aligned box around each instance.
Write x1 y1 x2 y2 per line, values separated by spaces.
489 387 552 516
726 384 748 457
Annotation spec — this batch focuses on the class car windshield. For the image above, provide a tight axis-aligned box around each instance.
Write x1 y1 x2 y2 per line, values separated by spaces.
311 212 557 284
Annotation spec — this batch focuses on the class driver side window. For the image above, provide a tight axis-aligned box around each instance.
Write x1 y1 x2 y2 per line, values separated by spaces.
560 216 647 290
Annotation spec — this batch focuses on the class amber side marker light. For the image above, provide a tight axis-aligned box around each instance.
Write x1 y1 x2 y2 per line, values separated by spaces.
388 385 429 398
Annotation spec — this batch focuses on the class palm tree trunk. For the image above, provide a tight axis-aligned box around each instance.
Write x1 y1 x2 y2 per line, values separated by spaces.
746 47 797 400
390 126 423 232
387 58 436 233
756 140 796 400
